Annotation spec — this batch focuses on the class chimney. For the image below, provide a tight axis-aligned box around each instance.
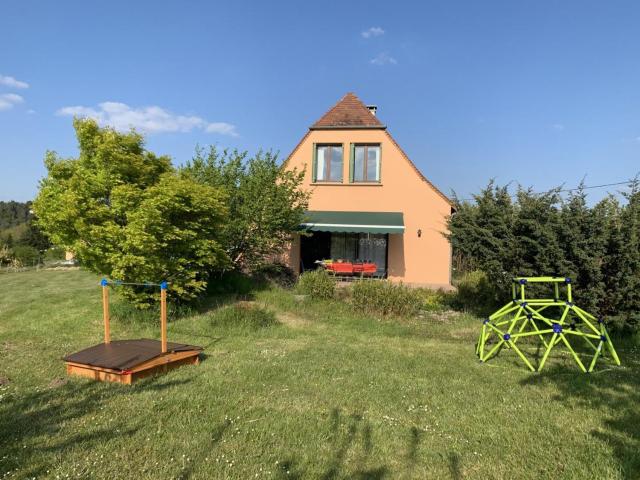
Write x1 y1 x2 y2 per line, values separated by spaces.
366 105 377 116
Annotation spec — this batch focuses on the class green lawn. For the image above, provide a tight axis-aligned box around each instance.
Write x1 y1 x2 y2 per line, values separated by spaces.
0 269 638 479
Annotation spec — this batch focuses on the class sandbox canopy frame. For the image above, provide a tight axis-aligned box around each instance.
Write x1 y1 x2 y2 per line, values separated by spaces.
100 278 169 353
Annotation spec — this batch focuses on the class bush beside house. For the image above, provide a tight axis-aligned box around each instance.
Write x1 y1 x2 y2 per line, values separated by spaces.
448 179 640 333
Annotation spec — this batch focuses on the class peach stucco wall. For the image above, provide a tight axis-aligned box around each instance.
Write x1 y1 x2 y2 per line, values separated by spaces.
284 128 452 289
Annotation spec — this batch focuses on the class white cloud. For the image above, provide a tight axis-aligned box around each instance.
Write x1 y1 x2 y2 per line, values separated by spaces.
361 27 385 39
56 101 238 136
551 123 565 132
0 93 24 111
370 52 397 66
0 74 29 89
205 122 239 135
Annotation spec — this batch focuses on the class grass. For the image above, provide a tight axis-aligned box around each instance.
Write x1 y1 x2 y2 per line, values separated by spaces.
0 269 639 479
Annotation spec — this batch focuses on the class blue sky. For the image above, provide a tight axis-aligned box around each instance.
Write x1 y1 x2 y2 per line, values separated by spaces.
1 0 639 202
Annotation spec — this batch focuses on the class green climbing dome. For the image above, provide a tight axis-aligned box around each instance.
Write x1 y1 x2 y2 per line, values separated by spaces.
476 277 621 372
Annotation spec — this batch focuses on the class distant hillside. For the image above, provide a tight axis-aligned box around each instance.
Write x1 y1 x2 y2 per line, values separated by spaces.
0 201 31 229
0 201 53 263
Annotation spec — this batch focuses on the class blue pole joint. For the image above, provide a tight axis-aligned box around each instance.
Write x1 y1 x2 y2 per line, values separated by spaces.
519 279 527 285
521 302 528 307
526 313 533 320
482 319 490 325
552 323 563 334
160 281 168 290
565 277 571 284
100 278 108 287
597 317 604 324
565 301 574 307
503 333 511 341
600 335 607 342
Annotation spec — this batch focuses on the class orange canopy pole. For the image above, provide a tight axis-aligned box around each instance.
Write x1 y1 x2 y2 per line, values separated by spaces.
101 279 110 344
160 281 168 353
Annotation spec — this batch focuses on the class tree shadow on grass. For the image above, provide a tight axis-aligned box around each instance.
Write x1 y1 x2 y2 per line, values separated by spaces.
0 378 185 478
447 452 463 480
173 417 232 480
518 338 640 478
276 408 462 479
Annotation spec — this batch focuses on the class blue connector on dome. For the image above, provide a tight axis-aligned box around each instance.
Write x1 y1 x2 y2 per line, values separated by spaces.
552 323 563 334
160 281 168 290
503 333 511 341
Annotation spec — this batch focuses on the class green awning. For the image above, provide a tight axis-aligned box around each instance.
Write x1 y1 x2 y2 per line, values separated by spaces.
301 211 405 234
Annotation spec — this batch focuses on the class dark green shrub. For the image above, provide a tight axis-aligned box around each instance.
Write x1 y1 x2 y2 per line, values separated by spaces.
44 246 66 262
11 245 39 266
207 270 257 296
350 280 423 317
450 270 501 313
420 288 456 312
210 303 278 329
607 313 640 336
296 269 336 300
253 262 296 288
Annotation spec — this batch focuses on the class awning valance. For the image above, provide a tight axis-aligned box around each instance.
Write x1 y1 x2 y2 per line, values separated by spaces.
301 211 405 234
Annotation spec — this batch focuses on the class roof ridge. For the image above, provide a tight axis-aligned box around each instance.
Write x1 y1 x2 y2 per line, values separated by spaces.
310 92 384 129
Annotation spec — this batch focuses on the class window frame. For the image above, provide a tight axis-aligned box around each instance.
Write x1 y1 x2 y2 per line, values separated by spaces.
314 143 344 183
351 144 381 183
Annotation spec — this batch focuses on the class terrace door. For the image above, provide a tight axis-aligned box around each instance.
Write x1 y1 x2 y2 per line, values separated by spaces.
300 231 331 271
357 234 387 277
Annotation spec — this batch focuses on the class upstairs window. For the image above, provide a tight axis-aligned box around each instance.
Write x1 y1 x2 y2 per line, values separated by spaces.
352 144 381 182
314 144 343 182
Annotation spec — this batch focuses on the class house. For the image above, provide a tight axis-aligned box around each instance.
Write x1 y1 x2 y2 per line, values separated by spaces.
282 93 454 289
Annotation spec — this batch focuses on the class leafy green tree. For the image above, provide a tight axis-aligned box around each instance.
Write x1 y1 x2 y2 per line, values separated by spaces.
558 184 608 310
448 177 640 333
612 180 640 326
110 175 228 305
33 119 228 305
600 196 625 316
449 181 515 302
182 146 309 271
510 187 564 279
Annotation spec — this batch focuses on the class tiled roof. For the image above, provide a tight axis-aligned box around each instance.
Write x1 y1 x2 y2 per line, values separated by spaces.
310 92 384 129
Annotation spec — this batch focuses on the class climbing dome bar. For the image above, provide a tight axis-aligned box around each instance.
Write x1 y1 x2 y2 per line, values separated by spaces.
476 276 620 372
